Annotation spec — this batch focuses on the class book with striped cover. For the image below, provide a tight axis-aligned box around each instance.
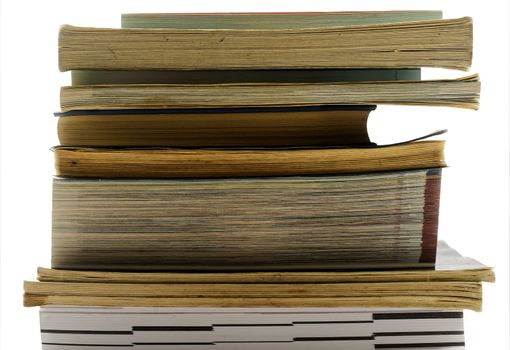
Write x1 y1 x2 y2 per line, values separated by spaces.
39 307 467 350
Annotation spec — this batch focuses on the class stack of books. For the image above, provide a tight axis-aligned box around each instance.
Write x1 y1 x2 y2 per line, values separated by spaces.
24 11 493 350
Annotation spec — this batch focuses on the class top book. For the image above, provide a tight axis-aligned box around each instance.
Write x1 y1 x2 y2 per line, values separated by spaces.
121 10 443 29
58 15 472 71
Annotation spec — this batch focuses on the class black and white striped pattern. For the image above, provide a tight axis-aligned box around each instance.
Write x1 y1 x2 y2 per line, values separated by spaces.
40 307 465 350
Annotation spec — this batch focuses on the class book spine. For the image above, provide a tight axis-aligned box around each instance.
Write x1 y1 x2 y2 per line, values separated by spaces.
420 169 442 263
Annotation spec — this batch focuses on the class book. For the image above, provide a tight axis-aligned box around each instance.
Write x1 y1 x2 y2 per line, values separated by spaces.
51 168 442 270
76 8 437 86
59 75 481 112
58 17 472 71
121 10 443 29
53 140 445 178
71 68 422 85
56 106 374 147
24 242 495 311
72 11 433 85
38 306 466 350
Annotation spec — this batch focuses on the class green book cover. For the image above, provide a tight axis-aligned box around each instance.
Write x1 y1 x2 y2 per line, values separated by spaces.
121 10 443 29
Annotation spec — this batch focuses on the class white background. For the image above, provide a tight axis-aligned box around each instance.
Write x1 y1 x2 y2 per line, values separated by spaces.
0 0 508 349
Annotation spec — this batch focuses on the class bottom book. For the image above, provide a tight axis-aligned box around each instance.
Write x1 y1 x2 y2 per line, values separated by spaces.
40 306 465 350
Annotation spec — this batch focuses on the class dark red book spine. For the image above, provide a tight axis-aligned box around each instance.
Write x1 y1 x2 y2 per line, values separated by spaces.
420 169 442 263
